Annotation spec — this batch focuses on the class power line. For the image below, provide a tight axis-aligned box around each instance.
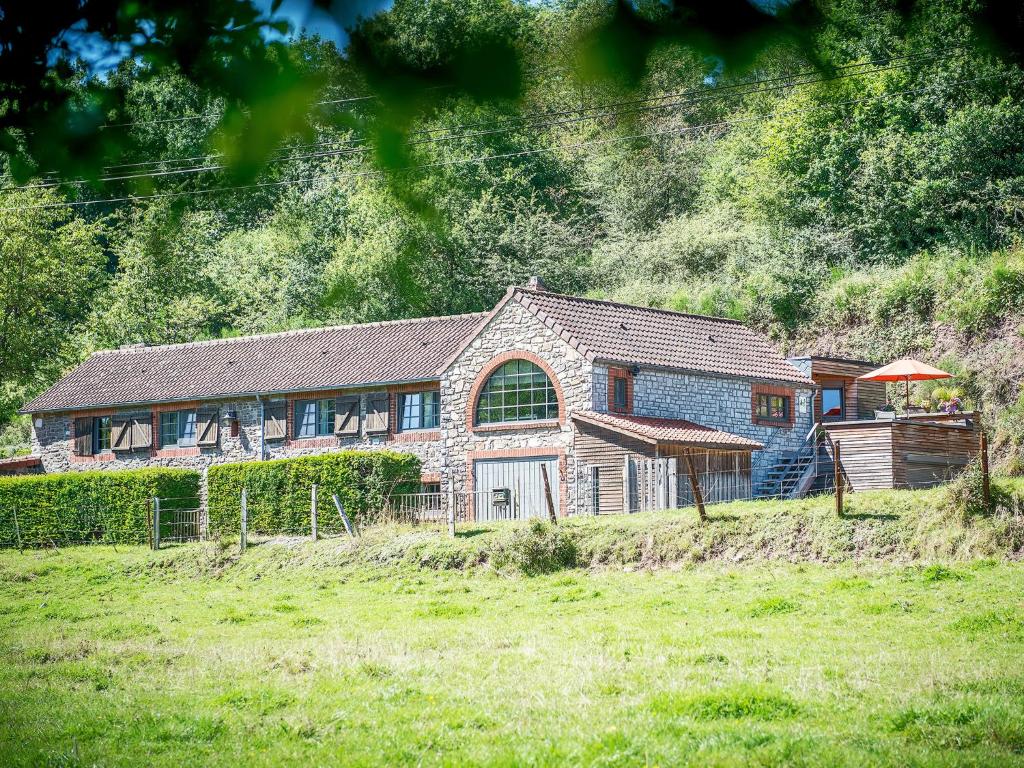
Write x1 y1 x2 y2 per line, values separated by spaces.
97 46 954 171
0 72 1003 213
0 50 957 194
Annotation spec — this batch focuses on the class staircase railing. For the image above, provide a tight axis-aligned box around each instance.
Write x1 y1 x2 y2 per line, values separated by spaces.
756 422 828 500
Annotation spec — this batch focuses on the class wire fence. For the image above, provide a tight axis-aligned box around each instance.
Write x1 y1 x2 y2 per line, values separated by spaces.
0 425 997 550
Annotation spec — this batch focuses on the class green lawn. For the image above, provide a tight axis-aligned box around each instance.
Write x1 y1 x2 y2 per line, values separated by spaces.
1 528 1023 767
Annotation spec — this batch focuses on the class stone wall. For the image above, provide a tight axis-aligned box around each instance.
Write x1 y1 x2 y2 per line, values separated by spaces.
592 364 815 488
440 298 592 515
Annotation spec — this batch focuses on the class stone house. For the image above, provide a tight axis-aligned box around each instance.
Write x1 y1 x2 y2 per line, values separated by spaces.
21 280 817 518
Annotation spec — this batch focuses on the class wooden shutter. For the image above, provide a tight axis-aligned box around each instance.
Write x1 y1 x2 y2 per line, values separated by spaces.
130 413 153 450
73 417 93 456
111 416 132 452
264 402 287 440
334 395 360 436
196 408 219 447
365 392 389 434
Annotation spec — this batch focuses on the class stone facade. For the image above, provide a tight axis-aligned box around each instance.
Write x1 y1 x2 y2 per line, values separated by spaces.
440 299 592 515
592 364 814 487
29 295 815 515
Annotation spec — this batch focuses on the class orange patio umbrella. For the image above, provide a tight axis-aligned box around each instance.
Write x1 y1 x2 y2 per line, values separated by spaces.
856 359 952 413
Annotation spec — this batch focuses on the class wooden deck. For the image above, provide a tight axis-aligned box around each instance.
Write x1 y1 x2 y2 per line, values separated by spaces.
823 412 982 491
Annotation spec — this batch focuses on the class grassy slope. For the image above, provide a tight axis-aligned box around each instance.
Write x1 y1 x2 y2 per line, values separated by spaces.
2 488 1024 766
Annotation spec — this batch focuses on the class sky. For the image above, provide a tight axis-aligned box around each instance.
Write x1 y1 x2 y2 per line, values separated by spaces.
254 0 395 48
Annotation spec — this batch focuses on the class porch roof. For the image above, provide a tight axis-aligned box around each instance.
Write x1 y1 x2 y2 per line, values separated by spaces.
573 410 763 451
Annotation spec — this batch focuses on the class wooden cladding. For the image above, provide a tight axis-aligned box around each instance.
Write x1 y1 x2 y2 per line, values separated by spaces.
824 415 981 491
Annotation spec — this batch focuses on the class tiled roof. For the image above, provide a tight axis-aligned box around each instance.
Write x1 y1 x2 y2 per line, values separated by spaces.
573 411 763 450
22 314 486 413
516 289 813 385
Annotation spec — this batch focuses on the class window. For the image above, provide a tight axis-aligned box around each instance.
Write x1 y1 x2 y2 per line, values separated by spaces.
160 410 197 448
756 394 791 422
93 416 111 453
821 387 844 420
475 359 559 425
612 377 628 412
399 391 440 431
294 399 336 438
591 466 601 515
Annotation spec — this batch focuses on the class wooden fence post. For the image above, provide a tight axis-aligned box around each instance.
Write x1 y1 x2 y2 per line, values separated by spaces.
540 464 558 524
153 497 161 551
834 440 843 516
683 449 707 523
332 494 356 538
12 505 22 551
447 488 456 537
980 429 991 508
311 484 318 542
240 487 248 553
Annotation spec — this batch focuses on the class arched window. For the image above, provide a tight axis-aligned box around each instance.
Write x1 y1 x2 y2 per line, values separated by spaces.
476 359 559 424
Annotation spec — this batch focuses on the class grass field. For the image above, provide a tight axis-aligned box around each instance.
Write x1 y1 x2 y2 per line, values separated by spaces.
2 502 1024 768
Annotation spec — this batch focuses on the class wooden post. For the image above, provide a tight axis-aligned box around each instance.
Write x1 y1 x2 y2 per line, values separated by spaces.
332 494 356 538
540 463 558 524
310 484 318 542
834 441 843 516
447 488 456 537
980 429 991 508
153 497 161 551
683 449 707 522
146 498 153 550
240 488 248 553
12 505 22 551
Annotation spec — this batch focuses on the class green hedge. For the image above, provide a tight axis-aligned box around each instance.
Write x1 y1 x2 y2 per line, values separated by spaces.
207 451 421 536
0 468 200 548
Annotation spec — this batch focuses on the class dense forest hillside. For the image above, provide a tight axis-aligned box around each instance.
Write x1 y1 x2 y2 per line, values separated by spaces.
2 0 1023 465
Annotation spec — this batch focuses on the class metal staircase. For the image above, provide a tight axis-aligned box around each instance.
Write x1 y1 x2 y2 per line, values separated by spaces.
753 424 825 500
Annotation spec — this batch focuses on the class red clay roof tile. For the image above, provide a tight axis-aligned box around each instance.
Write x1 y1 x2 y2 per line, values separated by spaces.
573 410 763 450
516 289 813 385
22 313 486 413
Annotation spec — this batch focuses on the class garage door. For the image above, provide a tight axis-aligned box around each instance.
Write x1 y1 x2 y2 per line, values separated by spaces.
473 456 559 521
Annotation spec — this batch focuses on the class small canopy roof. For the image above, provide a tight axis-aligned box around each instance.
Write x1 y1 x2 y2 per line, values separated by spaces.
856 359 952 382
573 410 762 451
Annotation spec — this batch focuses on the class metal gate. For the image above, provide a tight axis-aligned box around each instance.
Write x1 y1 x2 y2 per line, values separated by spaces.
473 456 559 521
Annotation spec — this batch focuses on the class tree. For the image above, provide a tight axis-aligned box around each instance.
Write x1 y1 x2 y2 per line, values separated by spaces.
0 191 105 420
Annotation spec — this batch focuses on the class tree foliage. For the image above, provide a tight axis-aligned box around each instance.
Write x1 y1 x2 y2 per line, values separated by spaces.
3 0 1024 458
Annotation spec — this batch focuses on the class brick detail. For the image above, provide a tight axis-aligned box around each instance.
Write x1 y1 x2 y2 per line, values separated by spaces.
751 383 796 427
388 382 441 442
152 401 203 457
607 366 633 414
465 350 566 432
465 447 568 520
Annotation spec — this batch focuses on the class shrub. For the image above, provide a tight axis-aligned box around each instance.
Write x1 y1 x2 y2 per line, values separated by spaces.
0 468 199 547
206 450 420 537
487 519 579 575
